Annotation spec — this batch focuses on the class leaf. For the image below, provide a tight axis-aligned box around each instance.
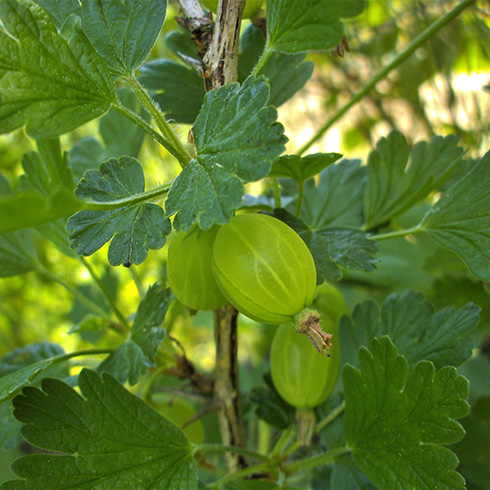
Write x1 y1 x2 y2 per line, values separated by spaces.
421 150 490 282
339 291 479 370
99 284 170 385
299 159 366 228
266 0 367 54
0 0 116 138
248 373 295 429
272 208 377 283
70 88 148 182
139 59 206 125
330 457 377 490
343 336 469 490
166 76 287 231
270 153 342 183
80 0 167 76
2 369 197 490
363 131 464 229
0 343 66 405
224 481 298 490
238 25 314 107
0 230 38 277
66 156 171 266
0 342 68 449
0 189 82 235
458 355 490 404
34 0 80 27
452 395 490 490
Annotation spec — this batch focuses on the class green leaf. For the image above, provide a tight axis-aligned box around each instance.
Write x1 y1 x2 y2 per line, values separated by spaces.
248 373 295 429
340 291 479 370
34 0 80 27
139 60 206 125
2 369 197 490
0 189 82 235
98 284 170 385
0 0 116 138
0 343 66 405
272 208 377 283
299 159 366 228
70 88 148 182
452 395 490 490
363 131 464 230
166 76 287 231
270 153 341 183
0 230 38 277
67 156 171 266
239 25 314 107
344 336 469 490
421 150 490 282
224 481 298 490
80 0 167 76
0 402 21 449
330 457 377 490
458 355 490 404
266 0 367 54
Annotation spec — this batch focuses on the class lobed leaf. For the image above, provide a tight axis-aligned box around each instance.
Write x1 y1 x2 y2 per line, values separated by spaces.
344 336 469 490
99 284 171 385
266 0 367 54
339 290 479 370
299 159 366 228
67 156 171 266
166 76 287 231
363 131 464 229
0 230 38 277
0 343 66 405
0 0 116 138
80 0 168 77
2 369 197 490
421 150 490 282
272 208 377 283
452 395 490 490
270 153 341 183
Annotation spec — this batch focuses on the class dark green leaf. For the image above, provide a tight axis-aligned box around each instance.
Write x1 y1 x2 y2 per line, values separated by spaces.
80 0 168 76
273 208 377 283
34 0 80 27
330 457 377 490
340 291 479 370
67 156 171 266
0 402 21 449
270 153 341 183
344 336 469 490
139 60 206 125
0 228 38 277
421 150 490 282
3 369 197 490
452 395 490 490
35 138 74 190
99 284 170 385
248 373 295 429
0 343 66 405
165 30 199 64
363 131 464 230
458 355 490 404
0 0 116 138
70 88 148 182
224 481 298 490
267 0 367 54
166 76 287 231
239 25 314 107
299 159 366 228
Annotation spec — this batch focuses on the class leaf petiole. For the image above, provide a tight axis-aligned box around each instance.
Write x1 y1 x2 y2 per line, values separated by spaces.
125 75 192 168
315 399 345 434
81 182 172 211
251 45 273 77
371 225 425 241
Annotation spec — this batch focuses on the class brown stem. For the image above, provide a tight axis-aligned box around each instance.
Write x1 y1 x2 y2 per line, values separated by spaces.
203 0 246 90
214 304 246 471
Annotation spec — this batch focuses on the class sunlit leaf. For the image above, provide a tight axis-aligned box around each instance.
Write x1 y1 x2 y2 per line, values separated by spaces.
344 337 469 490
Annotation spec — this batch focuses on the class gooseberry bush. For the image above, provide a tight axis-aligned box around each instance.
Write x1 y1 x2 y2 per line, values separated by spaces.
0 0 489 489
